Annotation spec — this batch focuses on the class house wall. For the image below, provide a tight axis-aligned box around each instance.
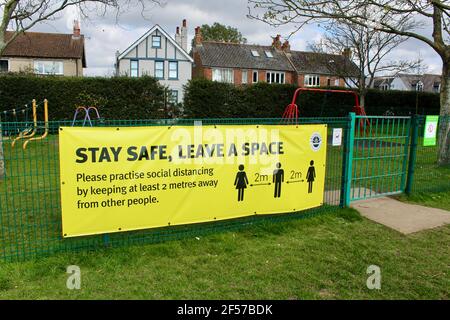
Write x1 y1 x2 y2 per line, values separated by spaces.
1 57 83 76
297 74 346 88
194 67 297 86
117 28 192 103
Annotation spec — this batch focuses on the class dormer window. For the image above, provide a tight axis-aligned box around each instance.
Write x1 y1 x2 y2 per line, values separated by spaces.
251 50 260 57
265 51 273 58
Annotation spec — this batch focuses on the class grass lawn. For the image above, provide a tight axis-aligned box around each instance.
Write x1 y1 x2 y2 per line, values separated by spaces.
0 123 449 299
0 204 449 300
396 191 450 211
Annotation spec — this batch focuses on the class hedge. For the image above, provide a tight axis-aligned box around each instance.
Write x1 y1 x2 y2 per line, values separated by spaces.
0 75 165 120
183 79 441 118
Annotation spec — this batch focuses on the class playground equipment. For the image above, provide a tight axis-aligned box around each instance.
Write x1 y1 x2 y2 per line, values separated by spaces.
1 99 49 149
22 99 49 150
11 99 37 148
281 88 370 130
71 106 103 127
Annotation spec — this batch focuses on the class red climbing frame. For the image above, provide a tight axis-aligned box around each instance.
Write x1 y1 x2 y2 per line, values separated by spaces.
281 88 370 130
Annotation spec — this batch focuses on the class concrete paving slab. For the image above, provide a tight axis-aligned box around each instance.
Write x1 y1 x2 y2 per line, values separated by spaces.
351 197 450 234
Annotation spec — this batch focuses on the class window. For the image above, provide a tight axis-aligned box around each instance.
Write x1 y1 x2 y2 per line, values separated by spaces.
242 70 248 84
334 79 340 86
155 61 164 79
433 82 441 93
34 61 64 75
252 70 258 83
251 50 260 57
304 74 320 87
264 51 273 58
266 71 285 84
0 60 8 72
212 68 234 83
168 61 178 79
380 84 390 91
130 60 138 77
152 35 161 48
327 78 331 86
169 90 178 104
416 81 424 92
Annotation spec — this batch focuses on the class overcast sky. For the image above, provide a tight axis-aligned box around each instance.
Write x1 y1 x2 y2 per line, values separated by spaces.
28 0 442 77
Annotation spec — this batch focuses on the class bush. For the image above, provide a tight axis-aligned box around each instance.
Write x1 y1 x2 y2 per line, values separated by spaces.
0 75 165 120
184 79 441 118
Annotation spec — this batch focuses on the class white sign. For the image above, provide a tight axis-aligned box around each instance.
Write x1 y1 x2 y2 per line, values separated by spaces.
332 128 343 146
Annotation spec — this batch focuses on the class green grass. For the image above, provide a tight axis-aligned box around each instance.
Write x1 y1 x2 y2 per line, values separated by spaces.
0 121 449 299
0 207 448 299
396 191 450 211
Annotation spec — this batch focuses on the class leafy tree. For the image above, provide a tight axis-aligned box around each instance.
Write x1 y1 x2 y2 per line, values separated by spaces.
193 22 247 45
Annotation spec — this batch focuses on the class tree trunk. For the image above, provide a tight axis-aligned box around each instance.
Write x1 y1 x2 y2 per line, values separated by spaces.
438 59 450 165
0 124 5 179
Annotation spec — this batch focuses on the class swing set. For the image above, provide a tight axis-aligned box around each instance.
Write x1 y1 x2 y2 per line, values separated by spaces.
281 88 370 131
71 106 103 127
1 99 49 150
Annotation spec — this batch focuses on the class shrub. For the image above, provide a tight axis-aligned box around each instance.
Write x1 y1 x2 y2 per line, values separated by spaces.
184 79 441 118
0 75 165 120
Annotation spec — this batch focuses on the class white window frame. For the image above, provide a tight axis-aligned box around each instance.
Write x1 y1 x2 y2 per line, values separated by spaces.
252 70 258 83
212 68 234 84
0 59 9 72
266 71 285 84
242 70 248 84
304 74 320 87
264 51 273 58
416 81 424 92
169 90 178 104
34 60 64 75
152 35 161 48
251 50 260 57
130 60 139 78
168 61 178 79
155 60 164 79
380 83 390 91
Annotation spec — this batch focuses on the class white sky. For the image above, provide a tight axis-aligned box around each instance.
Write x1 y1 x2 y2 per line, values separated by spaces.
25 0 443 77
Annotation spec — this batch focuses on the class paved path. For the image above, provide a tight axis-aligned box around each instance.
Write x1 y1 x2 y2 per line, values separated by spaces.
351 197 450 234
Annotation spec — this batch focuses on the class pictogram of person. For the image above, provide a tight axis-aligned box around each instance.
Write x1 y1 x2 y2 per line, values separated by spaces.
273 162 284 198
306 160 316 193
234 164 249 201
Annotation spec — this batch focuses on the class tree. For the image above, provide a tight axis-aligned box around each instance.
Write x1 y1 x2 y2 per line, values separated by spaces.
308 14 419 108
0 0 160 178
193 22 247 46
248 0 450 165
0 0 160 56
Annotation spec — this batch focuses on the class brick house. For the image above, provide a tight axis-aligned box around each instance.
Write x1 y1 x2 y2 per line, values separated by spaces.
191 28 359 87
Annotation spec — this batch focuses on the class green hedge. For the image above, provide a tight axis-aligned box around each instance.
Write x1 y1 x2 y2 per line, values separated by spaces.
184 79 441 118
0 75 165 120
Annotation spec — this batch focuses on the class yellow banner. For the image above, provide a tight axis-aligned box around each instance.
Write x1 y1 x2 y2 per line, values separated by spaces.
59 124 327 238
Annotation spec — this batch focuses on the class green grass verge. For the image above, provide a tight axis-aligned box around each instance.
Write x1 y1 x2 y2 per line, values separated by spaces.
396 191 450 211
0 207 448 300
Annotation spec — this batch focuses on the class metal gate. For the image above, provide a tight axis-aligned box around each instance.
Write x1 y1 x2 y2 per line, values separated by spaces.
350 115 411 201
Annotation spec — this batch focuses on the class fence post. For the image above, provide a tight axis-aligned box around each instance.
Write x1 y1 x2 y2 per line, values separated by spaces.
340 112 356 207
405 115 420 195
0 123 5 179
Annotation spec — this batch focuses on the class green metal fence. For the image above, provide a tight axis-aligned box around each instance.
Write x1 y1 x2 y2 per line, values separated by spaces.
350 115 411 200
0 115 448 262
408 115 450 194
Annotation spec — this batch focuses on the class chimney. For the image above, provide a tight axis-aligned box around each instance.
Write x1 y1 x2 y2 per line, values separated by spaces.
342 48 352 60
175 26 181 46
73 20 81 39
281 40 291 53
194 26 203 46
180 19 188 51
272 34 282 50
